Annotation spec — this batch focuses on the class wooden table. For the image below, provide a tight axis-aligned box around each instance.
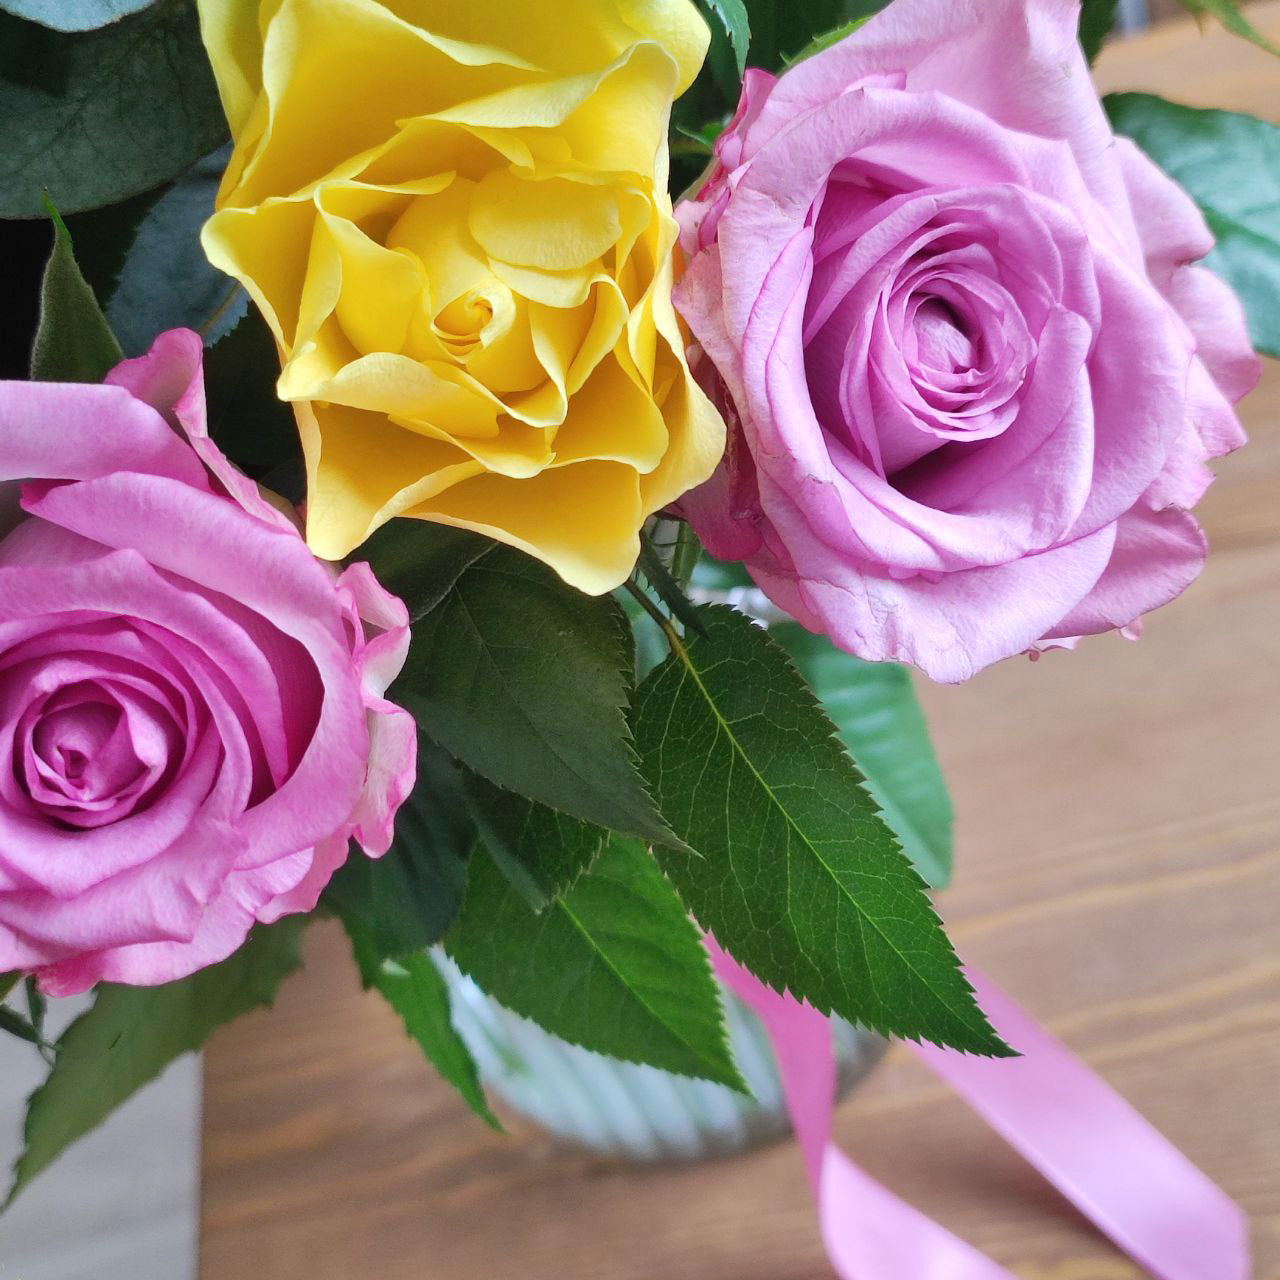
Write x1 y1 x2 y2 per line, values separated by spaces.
200 10 1280 1278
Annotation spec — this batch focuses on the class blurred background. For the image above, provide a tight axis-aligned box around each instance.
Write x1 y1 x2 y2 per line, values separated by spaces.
1 3 1276 1279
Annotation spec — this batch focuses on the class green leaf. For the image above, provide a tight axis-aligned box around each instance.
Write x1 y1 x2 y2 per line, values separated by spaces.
1106 93 1280 358
394 544 677 847
632 606 1010 1056
6 919 304 1206
355 521 495 623
325 733 471 960
104 145 246 355
0 1 155 31
446 837 746 1089
667 0 885 195
674 120 722 154
785 18 870 65
0 973 18 1003
344 919 499 1130
743 0 880 69
637 533 707 637
1175 0 1280 56
462 771 605 911
772 624 952 889
699 0 749 75
30 197 123 382
0 1007 43 1048
0 0 229 219
23 977 46 1043
1079 0 1117 62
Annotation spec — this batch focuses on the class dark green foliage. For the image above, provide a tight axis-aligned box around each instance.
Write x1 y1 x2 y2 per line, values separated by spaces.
632 607 1009 1055
0 1 228 218
446 838 746 1089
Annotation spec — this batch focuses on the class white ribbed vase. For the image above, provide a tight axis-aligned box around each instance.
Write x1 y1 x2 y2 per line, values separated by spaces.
437 953 887 1162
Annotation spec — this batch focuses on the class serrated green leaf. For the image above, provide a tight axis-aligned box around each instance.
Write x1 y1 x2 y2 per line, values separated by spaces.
103 145 246 355
29 198 123 382
0 0 155 31
1106 93 1280 357
6 919 304 1207
393 545 678 848
344 919 499 1130
773 623 952 890
744 0 880 68
700 0 749 75
446 837 747 1089
784 18 870 65
637 533 707 637
462 771 605 911
355 521 495 623
1079 0 1118 62
0 1 228 219
632 606 1010 1056
1176 0 1279 56
326 733 471 960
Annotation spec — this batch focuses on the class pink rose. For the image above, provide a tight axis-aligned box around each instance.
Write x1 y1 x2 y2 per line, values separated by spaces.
675 0 1260 681
0 330 416 994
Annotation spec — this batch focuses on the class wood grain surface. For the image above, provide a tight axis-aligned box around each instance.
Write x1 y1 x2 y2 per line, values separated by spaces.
200 11 1280 1279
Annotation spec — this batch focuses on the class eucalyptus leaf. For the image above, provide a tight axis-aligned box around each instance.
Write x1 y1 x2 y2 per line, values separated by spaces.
345 920 499 1129
29 199 123 382
393 545 677 847
326 734 471 960
632 606 1009 1056
463 771 606 911
446 838 746 1089
0 0 155 31
0 0 228 218
1106 93 1280 357
6 919 304 1206
773 623 953 889
105 146 246 355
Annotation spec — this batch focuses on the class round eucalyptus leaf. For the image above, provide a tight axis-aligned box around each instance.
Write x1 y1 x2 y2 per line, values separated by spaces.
0 0 228 219
0 0 156 32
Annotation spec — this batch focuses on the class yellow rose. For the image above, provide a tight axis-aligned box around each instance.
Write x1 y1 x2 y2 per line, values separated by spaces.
197 0 724 592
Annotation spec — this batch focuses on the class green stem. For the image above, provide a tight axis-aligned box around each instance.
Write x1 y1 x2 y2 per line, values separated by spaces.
623 579 684 657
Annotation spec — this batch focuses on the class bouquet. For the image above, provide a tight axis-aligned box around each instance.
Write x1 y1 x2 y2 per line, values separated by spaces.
0 0 1272 1268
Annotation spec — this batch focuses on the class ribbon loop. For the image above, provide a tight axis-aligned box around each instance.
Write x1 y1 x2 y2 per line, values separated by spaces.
708 940 1249 1280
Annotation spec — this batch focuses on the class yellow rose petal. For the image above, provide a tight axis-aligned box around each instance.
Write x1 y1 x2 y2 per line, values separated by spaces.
408 461 645 595
201 0 725 588
470 172 621 271
300 399 485 560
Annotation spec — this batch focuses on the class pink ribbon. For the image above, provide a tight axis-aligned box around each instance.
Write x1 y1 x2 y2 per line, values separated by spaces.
708 940 1250 1280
